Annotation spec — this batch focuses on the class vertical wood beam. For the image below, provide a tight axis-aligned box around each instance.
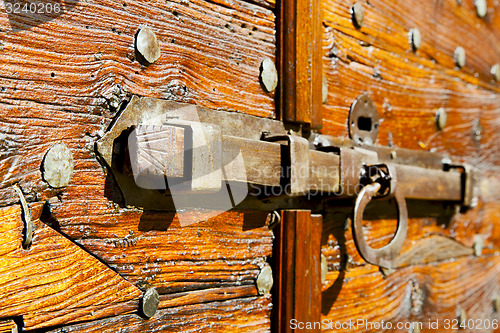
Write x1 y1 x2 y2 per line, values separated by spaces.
273 210 323 332
278 0 323 129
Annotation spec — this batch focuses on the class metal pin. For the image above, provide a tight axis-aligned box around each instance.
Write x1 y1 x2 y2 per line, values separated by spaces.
256 263 273 295
454 47 466 69
135 26 161 64
351 2 364 28
322 74 328 104
458 306 467 326
141 287 159 318
321 254 328 283
42 143 74 188
473 235 483 256
14 185 34 249
409 28 421 52
493 294 500 312
475 0 487 18
436 108 447 131
491 64 500 82
259 58 278 93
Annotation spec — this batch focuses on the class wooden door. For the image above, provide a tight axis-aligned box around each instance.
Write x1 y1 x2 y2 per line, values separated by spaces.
0 0 500 332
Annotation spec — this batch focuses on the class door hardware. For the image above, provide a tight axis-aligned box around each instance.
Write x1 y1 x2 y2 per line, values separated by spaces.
96 96 477 267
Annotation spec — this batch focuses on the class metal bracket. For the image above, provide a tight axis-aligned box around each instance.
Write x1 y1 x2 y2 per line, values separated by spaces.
348 94 380 145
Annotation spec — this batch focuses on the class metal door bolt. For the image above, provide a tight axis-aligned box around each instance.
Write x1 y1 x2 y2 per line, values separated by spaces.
141 287 159 318
256 263 273 295
259 58 278 93
436 108 447 131
136 26 161 64
42 143 74 188
454 47 466 69
409 28 421 52
351 2 364 28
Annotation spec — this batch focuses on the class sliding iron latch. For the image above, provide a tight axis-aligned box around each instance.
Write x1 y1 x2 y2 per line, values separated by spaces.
96 96 476 268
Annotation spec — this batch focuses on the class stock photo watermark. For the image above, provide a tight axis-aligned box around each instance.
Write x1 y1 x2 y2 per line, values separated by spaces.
2 0 77 31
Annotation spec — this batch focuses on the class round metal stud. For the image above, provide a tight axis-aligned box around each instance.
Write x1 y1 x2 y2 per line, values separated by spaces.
454 47 466 69
42 143 74 188
256 263 273 295
136 26 161 64
351 2 364 28
475 0 487 18
491 63 500 82
409 28 421 52
141 288 159 318
259 58 278 93
435 107 447 131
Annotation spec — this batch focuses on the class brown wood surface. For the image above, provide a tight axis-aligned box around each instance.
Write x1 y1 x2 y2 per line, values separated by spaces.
278 0 323 128
0 319 17 333
321 255 500 333
273 210 322 333
44 295 272 333
0 204 142 330
0 0 498 331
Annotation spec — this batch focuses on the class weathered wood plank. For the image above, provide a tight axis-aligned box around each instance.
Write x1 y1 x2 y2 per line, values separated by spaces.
0 0 275 117
44 295 272 333
321 255 500 333
46 193 274 293
0 204 142 330
0 320 17 333
321 0 500 174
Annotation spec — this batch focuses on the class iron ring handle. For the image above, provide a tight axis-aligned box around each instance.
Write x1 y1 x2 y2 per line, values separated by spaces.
352 182 408 269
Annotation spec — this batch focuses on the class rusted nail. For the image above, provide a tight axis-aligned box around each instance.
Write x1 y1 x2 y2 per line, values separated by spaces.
322 74 328 104
473 235 483 256
256 263 273 295
351 2 364 28
14 185 34 249
475 0 487 18
436 107 447 131
454 47 466 68
135 26 161 64
491 64 500 82
141 287 159 318
42 143 74 188
321 254 328 283
409 28 421 52
259 58 278 93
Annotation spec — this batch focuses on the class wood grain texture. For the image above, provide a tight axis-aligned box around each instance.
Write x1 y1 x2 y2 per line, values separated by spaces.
278 0 323 128
44 295 272 333
272 210 322 333
321 255 500 333
0 320 17 333
0 204 142 330
46 193 273 294
321 0 500 174
0 0 275 115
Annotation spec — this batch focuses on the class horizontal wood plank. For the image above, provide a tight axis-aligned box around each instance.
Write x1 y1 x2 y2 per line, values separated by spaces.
0 204 142 330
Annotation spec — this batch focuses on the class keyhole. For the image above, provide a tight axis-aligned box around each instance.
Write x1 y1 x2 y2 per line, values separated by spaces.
357 117 372 131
